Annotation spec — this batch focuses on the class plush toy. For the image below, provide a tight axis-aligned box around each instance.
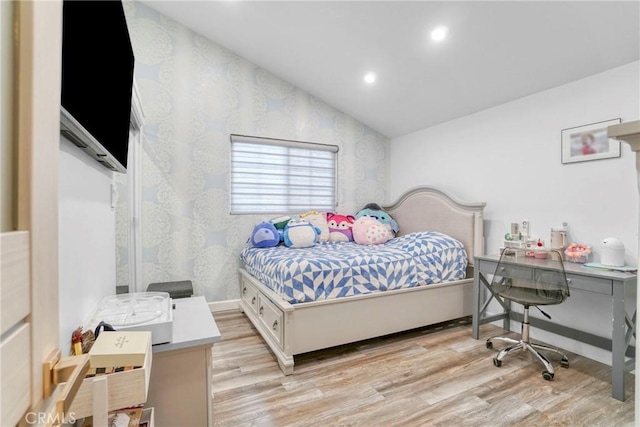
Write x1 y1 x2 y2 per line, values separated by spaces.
283 218 321 248
355 203 399 235
270 215 291 230
352 216 393 245
326 212 355 242
249 221 280 248
299 211 330 242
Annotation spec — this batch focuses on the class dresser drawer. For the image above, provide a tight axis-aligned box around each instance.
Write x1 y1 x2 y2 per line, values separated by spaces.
257 294 284 347
241 278 259 314
567 274 612 295
496 263 532 281
477 259 500 275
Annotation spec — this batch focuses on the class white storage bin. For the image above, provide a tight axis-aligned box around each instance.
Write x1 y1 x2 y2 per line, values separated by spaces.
600 238 625 267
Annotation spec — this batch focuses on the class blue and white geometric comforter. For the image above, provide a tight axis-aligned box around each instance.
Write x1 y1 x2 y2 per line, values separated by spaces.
239 231 468 304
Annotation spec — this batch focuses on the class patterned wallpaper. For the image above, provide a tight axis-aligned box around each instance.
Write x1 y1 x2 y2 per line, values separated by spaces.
116 1 390 301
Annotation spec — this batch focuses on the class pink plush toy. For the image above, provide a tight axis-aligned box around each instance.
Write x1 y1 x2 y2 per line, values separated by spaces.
326 212 355 242
352 216 393 245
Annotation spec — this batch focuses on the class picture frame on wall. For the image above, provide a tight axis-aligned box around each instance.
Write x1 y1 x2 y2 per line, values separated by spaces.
561 118 622 164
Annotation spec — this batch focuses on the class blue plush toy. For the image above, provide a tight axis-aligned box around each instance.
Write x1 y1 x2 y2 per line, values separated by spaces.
283 218 321 248
249 221 281 248
355 203 399 234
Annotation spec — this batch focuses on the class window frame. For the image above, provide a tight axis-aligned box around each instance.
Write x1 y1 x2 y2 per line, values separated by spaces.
229 134 339 215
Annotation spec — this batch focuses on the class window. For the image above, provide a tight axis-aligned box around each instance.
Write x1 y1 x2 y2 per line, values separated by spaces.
230 134 338 214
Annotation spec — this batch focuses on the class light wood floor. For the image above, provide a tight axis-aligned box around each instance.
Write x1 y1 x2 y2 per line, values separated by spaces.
211 310 634 426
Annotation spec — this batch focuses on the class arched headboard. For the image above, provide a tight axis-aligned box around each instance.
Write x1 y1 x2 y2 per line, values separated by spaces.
383 186 486 265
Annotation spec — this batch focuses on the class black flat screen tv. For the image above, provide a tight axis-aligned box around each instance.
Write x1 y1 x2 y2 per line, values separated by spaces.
60 0 134 173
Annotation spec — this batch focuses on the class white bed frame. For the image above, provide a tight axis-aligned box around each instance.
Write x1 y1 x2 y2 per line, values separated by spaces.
238 186 486 375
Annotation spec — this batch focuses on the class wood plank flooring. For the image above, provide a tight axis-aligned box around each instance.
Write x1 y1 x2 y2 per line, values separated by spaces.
211 310 634 426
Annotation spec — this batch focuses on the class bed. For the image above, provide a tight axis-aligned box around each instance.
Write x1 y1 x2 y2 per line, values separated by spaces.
238 186 486 375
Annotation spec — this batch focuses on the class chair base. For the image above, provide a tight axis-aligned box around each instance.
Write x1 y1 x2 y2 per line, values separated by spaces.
486 335 569 380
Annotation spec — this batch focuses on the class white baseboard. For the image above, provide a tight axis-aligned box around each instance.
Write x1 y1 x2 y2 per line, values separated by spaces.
208 299 241 313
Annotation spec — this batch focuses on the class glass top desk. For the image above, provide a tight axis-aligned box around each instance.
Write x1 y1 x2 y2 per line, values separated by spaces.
472 253 636 401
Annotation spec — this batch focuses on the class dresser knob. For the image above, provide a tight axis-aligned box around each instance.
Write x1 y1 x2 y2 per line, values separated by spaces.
272 320 278 331
242 286 247 295
259 306 264 315
251 296 256 305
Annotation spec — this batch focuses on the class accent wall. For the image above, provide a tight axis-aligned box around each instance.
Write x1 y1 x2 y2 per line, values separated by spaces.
116 2 390 301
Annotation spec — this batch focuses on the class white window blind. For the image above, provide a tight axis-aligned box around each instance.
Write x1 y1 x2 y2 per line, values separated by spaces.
230 134 338 214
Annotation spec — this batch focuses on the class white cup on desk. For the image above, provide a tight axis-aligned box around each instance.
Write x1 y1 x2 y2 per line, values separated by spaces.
550 229 567 250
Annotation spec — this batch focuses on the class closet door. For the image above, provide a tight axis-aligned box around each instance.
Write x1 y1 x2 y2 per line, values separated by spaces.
0 1 62 425
0 2 29 423
0 231 31 426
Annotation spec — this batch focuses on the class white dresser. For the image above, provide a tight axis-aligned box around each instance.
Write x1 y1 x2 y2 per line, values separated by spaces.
145 296 222 426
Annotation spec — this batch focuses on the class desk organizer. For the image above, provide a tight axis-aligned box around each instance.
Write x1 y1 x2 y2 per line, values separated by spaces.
503 240 526 249
564 244 591 264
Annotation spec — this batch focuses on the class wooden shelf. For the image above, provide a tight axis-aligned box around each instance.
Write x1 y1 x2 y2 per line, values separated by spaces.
67 345 152 420
608 120 640 151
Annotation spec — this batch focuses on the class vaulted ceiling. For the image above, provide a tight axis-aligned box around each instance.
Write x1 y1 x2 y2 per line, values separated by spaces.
143 1 640 138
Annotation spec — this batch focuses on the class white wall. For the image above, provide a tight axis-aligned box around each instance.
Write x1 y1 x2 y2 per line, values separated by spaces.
391 61 639 263
59 137 117 353
390 61 640 365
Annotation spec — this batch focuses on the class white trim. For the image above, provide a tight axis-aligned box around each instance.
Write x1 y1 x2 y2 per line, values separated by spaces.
130 77 144 129
128 78 144 292
231 134 338 152
208 299 240 313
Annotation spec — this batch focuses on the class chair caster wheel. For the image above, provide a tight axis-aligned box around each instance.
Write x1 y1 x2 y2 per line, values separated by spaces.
560 358 569 368
493 358 502 367
542 371 554 381
486 341 493 349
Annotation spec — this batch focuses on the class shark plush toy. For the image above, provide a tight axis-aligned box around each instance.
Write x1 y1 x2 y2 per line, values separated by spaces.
283 218 321 248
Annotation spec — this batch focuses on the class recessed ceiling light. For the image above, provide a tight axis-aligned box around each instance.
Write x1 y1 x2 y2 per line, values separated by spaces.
431 26 448 41
364 72 376 84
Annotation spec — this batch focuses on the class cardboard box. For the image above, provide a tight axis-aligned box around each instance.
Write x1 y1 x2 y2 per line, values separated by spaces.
89 331 151 368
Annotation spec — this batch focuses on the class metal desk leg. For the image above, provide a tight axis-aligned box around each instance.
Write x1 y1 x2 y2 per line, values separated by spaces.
472 266 481 339
612 283 626 401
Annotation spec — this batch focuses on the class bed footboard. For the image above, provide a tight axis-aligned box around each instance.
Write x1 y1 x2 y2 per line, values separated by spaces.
239 269 295 374
239 268 474 375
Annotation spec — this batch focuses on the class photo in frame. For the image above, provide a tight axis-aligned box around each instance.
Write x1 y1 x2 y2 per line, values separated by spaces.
561 118 622 164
